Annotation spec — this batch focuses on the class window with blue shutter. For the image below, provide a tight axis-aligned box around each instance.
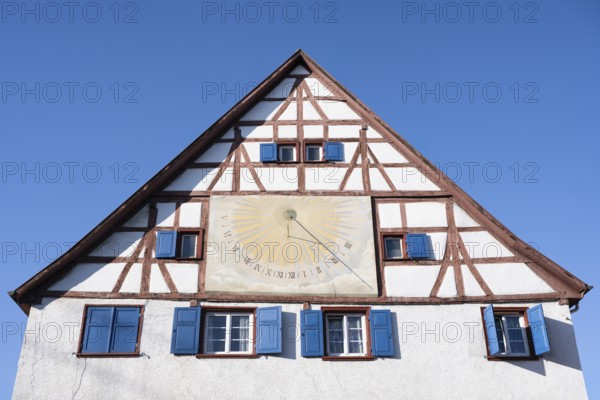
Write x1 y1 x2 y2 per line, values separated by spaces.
82 307 113 353
260 143 278 162
406 234 435 260
300 310 324 357
370 309 395 357
483 304 501 356
80 306 142 355
170 306 201 355
110 307 141 353
527 304 550 355
256 306 282 354
324 142 344 161
156 230 177 259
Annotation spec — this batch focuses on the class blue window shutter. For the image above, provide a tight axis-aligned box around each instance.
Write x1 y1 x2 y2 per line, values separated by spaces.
82 307 113 353
300 310 323 357
110 307 141 353
156 231 177 259
260 143 277 162
527 304 550 355
406 234 434 260
170 306 201 355
324 142 344 161
370 309 395 357
483 305 501 356
256 306 282 354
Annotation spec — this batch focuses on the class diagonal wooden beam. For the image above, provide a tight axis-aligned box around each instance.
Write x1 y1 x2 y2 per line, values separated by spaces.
112 233 147 293
239 144 266 192
271 78 303 121
447 200 465 297
367 146 397 191
157 260 178 293
300 80 328 120
430 233 451 297
338 141 362 191
457 233 493 295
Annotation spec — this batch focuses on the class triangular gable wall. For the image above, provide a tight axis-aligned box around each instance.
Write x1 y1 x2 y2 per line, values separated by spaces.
11 50 590 313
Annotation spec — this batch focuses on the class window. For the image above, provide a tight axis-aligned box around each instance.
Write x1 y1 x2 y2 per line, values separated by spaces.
79 306 143 356
299 307 395 359
156 230 202 259
482 305 550 359
494 314 529 356
278 145 297 162
326 313 367 356
305 144 322 162
384 236 404 259
382 233 435 260
171 306 280 356
203 311 254 354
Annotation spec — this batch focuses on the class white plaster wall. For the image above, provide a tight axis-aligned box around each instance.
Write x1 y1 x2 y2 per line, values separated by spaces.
164 168 219 192
13 299 587 400
89 232 144 258
156 203 176 227
328 125 360 138
256 167 298 191
305 167 347 191
317 101 361 120
241 125 273 139
368 143 408 163
405 202 447 227
476 263 555 295
240 101 284 121
460 231 513 259
303 125 324 138
122 205 149 228
48 263 125 292
196 143 232 163
179 202 202 227
378 203 402 228
369 169 392 191
386 167 440 191
344 169 363 191
304 77 334 97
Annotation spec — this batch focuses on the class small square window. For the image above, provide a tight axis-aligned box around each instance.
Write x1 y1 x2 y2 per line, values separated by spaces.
180 234 198 258
203 311 254 354
305 144 322 162
278 145 296 162
384 236 404 259
325 313 367 357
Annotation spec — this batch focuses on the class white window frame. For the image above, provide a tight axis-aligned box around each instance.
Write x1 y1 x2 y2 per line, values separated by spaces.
305 144 322 162
180 233 198 258
495 313 530 357
203 311 254 355
278 145 296 162
384 236 403 259
325 313 367 357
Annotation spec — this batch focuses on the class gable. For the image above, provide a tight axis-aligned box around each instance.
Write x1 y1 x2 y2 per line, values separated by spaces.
10 50 590 313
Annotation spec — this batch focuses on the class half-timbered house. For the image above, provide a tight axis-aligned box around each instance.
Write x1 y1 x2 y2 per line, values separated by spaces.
10 50 591 399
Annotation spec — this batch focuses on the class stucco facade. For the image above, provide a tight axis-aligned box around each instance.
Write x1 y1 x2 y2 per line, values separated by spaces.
13 298 587 399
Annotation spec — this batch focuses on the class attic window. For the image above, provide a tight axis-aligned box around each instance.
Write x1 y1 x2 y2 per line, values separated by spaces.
156 230 202 259
278 144 297 162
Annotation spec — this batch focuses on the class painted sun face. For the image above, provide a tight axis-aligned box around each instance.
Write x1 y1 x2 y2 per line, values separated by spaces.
205 195 378 297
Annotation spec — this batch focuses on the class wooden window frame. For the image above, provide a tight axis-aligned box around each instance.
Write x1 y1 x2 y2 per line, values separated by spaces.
321 307 373 361
480 306 540 361
381 233 408 261
303 140 324 163
196 306 259 359
175 228 203 260
276 140 300 163
76 304 144 358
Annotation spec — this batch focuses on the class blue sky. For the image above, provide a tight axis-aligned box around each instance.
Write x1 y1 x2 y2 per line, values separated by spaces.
1 0 599 397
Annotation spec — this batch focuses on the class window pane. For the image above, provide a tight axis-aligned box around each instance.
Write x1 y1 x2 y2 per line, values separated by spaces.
230 315 250 353
327 316 344 355
494 316 506 353
181 234 197 258
280 146 295 162
306 146 321 161
385 238 403 259
206 315 226 353
505 316 526 354
347 316 363 354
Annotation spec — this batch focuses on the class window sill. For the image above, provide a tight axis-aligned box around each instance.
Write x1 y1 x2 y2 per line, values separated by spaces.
76 352 140 358
196 353 259 359
486 355 540 361
322 356 374 361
